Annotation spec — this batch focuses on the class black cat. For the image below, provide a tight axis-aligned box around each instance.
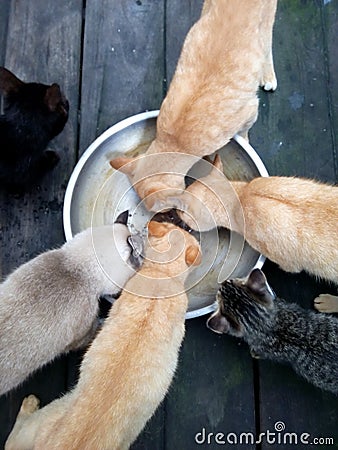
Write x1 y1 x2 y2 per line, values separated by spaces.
207 269 338 395
0 67 69 192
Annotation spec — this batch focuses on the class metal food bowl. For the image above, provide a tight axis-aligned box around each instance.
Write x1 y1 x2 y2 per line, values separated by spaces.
63 110 268 318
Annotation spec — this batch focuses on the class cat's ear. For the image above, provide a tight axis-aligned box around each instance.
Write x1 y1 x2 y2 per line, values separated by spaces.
114 210 129 225
0 67 24 94
44 84 63 112
185 244 202 266
206 311 230 334
109 156 138 177
246 269 275 304
147 221 168 238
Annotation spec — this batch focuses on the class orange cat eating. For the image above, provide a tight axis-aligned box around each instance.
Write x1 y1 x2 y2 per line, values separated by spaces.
178 155 338 312
6 222 201 450
110 0 278 211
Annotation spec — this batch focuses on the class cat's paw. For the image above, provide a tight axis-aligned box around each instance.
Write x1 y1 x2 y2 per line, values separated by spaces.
314 294 338 314
20 395 40 415
261 67 277 92
262 79 277 92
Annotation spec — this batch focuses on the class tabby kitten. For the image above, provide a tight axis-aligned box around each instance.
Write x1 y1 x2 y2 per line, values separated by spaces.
207 269 338 395
0 67 69 191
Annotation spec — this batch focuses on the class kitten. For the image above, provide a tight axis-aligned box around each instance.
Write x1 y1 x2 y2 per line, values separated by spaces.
109 0 277 211
5 221 201 450
178 155 338 310
207 269 338 395
0 67 69 191
0 211 143 397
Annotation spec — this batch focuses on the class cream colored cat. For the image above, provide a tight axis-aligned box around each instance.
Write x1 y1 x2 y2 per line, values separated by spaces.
0 211 143 396
5 221 201 450
178 155 338 312
109 0 277 211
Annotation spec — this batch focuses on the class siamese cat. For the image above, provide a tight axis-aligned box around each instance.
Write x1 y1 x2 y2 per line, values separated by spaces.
207 269 338 395
178 155 338 311
109 0 277 211
5 221 201 450
0 211 143 396
0 67 69 192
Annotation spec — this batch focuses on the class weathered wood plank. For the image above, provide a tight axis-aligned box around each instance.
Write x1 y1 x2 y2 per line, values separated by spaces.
249 1 338 448
4 357 68 438
0 0 83 446
165 317 256 449
251 0 335 182
132 408 166 450
257 262 338 450
0 358 69 449
1 0 82 271
165 0 203 86
79 0 165 154
0 0 337 448
79 1 167 447
164 2 256 448
0 1 10 66
322 0 338 182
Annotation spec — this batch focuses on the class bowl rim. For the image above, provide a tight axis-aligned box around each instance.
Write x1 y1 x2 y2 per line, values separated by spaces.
63 110 267 319
63 110 159 242
63 110 269 240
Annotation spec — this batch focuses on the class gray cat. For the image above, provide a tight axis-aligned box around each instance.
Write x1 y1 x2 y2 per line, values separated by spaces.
0 211 143 396
207 269 338 395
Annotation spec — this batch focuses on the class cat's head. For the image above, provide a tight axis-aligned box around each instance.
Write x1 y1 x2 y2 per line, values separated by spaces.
0 67 69 137
146 221 202 277
207 269 275 337
109 155 186 212
178 154 232 232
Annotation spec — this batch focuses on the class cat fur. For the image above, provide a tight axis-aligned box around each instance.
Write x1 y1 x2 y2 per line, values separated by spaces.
0 214 142 396
109 0 277 211
5 221 201 450
0 67 69 191
179 155 338 292
207 269 338 395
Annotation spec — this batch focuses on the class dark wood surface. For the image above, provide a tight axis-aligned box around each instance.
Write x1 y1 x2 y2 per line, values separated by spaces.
0 1 337 449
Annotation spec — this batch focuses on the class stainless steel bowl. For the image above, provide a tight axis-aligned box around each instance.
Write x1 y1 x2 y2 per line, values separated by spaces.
63 110 268 318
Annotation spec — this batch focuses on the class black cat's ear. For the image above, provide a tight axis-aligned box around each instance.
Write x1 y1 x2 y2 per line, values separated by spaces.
44 83 63 112
246 269 275 304
114 210 129 225
0 67 24 94
206 311 230 334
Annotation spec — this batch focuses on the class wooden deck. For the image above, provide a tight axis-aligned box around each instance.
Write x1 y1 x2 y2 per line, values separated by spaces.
0 0 337 448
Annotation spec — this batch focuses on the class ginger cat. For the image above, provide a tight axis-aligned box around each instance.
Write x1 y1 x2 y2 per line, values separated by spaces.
5 221 201 450
0 211 143 396
110 0 277 211
179 155 338 311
